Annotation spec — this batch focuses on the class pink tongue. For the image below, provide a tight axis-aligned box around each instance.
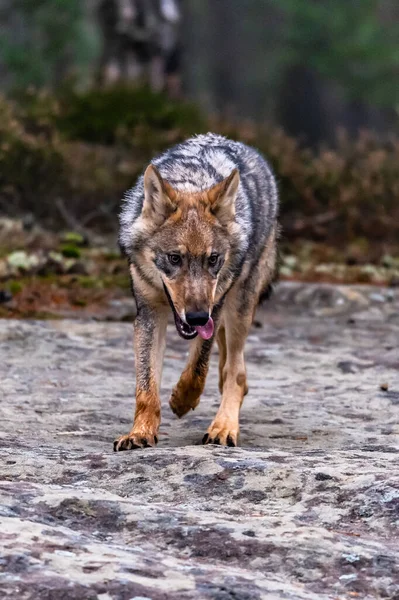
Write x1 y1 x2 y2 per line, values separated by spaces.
195 317 214 340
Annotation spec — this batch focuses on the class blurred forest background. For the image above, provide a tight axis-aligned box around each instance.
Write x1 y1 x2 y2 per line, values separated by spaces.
0 0 399 316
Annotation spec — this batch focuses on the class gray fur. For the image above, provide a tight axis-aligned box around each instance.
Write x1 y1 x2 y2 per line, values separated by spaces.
115 134 279 450
119 133 279 261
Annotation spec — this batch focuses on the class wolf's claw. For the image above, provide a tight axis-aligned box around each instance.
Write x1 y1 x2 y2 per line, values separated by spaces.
202 422 238 447
113 433 158 451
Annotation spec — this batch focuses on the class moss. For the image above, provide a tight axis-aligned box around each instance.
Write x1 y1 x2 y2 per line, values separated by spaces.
61 232 86 246
8 281 23 295
77 276 102 289
0 247 11 259
102 249 122 261
72 298 87 307
60 245 81 259
104 274 131 290
72 273 130 290
26 311 64 320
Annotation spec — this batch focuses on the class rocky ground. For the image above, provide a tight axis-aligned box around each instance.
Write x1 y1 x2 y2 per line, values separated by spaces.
0 282 398 599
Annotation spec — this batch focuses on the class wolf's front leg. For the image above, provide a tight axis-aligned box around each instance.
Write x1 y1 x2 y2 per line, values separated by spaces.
169 335 215 418
114 303 168 451
203 307 252 447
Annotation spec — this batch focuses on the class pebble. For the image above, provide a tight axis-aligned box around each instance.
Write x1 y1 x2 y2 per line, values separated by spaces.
369 293 386 303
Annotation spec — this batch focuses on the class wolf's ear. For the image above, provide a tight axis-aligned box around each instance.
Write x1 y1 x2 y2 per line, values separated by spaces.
142 164 177 223
208 169 240 225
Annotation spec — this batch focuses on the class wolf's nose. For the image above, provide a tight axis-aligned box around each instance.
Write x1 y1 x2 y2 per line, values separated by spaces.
186 311 209 326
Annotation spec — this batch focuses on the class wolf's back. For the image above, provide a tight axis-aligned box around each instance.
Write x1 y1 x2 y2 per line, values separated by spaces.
119 133 278 256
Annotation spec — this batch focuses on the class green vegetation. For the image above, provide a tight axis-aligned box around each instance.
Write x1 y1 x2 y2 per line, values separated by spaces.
60 245 81 259
54 86 206 145
275 0 399 106
61 232 86 246
0 0 98 89
16 85 205 145
7 280 23 295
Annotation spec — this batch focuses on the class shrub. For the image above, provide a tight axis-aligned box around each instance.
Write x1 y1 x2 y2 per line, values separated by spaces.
17 85 206 145
218 121 399 249
0 88 398 257
0 95 68 218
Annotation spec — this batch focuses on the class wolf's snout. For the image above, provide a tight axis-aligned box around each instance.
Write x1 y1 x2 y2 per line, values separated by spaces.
186 310 209 326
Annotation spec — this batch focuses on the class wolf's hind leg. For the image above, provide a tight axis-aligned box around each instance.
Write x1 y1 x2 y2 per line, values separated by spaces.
169 336 214 418
114 302 168 451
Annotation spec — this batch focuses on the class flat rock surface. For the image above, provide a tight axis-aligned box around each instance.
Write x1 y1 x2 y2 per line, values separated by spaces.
0 282 398 599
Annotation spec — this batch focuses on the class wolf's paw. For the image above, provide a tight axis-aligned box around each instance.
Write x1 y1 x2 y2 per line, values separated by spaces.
202 421 238 447
113 432 158 451
169 388 201 418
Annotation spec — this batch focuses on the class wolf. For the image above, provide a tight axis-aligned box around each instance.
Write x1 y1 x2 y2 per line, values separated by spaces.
115 133 278 450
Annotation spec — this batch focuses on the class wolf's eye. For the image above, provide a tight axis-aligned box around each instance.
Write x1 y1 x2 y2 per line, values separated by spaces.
208 253 219 267
168 254 182 266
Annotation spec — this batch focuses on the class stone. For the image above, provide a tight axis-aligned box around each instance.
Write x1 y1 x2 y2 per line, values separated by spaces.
0 282 398 598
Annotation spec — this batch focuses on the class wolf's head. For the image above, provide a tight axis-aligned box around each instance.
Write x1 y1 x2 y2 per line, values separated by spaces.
129 164 242 340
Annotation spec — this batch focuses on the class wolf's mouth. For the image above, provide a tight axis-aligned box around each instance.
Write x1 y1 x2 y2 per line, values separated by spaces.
173 312 198 340
163 283 215 341
173 312 215 340
173 311 215 341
